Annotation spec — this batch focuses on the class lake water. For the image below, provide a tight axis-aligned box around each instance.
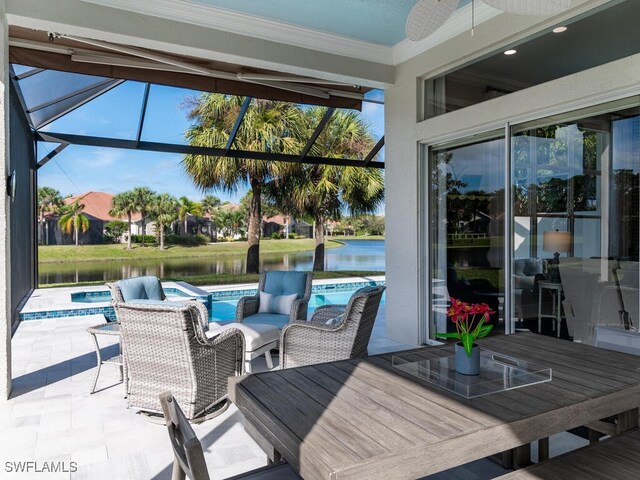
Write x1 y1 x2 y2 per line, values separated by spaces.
38 239 385 285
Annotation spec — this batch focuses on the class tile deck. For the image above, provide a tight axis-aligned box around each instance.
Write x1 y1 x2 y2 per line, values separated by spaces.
1 297 588 479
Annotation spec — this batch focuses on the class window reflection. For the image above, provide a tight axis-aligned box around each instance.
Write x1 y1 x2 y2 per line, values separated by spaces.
430 136 506 337
512 107 640 355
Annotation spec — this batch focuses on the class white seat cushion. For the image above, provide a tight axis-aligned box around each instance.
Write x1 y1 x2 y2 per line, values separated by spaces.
206 322 279 352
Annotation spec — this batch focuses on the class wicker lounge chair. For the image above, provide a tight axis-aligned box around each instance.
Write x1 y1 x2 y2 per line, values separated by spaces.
114 301 244 420
236 271 312 330
108 276 210 331
159 392 300 480
280 285 386 368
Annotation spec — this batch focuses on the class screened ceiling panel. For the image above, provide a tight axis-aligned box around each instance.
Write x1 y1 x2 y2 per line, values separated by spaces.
40 81 147 139
18 68 112 109
140 84 200 145
28 79 122 129
365 89 384 103
11 64 36 76
14 63 384 169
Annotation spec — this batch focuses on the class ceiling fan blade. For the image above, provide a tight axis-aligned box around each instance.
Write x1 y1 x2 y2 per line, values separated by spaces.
482 0 571 16
406 0 461 42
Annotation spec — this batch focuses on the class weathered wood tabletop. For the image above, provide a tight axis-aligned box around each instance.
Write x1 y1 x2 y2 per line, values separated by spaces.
228 333 640 480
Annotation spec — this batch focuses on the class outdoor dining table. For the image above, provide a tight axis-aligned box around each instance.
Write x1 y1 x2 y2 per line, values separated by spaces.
228 332 640 480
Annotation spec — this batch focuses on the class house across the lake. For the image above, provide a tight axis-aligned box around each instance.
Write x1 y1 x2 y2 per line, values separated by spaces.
40 191 134 245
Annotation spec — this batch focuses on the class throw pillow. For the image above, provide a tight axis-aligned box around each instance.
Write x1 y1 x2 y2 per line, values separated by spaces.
325 313 345 326
258 291 298 315
258 291 274 313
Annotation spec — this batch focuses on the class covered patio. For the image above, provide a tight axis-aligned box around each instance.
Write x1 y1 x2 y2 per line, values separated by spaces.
2 0 640 479
2 310 589 479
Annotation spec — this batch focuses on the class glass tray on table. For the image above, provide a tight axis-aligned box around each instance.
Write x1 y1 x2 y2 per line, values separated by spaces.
392 350 552 399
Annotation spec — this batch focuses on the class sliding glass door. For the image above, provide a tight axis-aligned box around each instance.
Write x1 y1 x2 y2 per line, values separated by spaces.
429 134 506 337
511 102 640 353
425 99 640 356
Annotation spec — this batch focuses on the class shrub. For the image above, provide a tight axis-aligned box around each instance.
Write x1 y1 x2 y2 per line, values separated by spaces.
131 234 156 244
288 233 296 239
104 220 128 243
271 232 283 239
164 234 209 246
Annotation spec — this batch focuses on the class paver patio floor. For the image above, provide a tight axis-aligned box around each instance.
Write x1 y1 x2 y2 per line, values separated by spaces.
0 308 587 479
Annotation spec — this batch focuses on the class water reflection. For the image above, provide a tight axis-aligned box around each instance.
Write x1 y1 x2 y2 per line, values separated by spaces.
38 240 385 285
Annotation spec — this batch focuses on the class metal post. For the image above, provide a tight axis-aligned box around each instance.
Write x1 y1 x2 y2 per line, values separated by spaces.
504 122 513 334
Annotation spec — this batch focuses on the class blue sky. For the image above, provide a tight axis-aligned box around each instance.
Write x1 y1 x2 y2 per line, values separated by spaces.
37 82 384 205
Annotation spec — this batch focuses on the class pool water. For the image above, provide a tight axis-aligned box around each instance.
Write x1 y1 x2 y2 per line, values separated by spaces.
71 288 192 303
62 281 384 324
210 289 385 322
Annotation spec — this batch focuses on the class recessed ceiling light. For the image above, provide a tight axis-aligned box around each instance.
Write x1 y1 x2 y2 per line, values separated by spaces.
504 49 517 56
553 26 568 33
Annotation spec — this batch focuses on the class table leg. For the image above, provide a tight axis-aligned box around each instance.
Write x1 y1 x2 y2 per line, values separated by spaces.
617 408 639 434
245 421 281 464
538 437 549 462
513 444 532 469
492 444 531 470
89 333 102 394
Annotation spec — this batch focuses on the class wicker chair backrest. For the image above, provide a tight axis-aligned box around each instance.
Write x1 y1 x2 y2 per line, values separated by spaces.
114 301 239 418
342 285 386 358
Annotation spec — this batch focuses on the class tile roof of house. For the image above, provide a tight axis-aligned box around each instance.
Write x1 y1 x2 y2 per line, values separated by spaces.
219 203 241 212
263 214 289 225
65 191 142 222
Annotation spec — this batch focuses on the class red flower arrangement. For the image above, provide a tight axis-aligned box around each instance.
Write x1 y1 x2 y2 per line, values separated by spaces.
436 297 494 357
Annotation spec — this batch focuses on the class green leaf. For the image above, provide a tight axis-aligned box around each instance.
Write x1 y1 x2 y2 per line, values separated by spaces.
435 332 461 340
477 324 493 339
461 333 474 356
472 317 486 337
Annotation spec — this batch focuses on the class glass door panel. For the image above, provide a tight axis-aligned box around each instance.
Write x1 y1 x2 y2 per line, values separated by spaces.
429 135 506 338
511 105 640 353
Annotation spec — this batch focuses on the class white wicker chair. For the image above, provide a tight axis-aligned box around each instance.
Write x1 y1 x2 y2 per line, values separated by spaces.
280 285 385 368
114 301 244 420
236 271 313 330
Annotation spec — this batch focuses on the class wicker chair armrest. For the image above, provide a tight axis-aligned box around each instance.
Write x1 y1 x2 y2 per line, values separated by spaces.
310 306 346 323
280 321 348 368
198 325 243 347
290 298 310 322
236 295 260 322
281 319 343 338
183 299 210 331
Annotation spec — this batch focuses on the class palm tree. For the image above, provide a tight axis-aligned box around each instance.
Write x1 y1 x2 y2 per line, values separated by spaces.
131 187 156 247
58 200 90 246
37 187 63 245
183 94 304 273
201 194 221 215
152 193 179 250
178 196 203 235
109 191 137 249
266 108 384 271
228 209 247 237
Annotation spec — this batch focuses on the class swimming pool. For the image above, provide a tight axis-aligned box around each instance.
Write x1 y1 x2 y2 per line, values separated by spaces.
209 287 385 322
23 280 385 323
70 287 194 303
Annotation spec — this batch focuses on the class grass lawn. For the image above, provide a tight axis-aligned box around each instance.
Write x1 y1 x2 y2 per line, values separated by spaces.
39 238 344 264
